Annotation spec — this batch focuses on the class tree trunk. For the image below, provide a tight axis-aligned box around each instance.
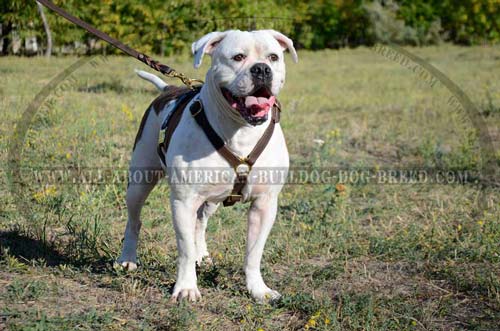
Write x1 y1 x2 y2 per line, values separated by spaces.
37 1 52 57
1 22 13 55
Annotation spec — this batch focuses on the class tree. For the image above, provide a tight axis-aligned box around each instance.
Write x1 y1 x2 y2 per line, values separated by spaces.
36 1 52 57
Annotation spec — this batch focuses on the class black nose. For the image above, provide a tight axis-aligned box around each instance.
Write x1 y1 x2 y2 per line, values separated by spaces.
250 63 272 83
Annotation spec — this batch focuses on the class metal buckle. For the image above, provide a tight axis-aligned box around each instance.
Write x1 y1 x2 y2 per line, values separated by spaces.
158 128 166 144
235 162 250 176
227 194 243 202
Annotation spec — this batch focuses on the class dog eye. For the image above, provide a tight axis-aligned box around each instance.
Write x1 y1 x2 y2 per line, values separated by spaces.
269 54 279 62
232 54 246 62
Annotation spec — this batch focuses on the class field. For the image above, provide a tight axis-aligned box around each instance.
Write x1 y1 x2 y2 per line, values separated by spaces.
1 45 499 330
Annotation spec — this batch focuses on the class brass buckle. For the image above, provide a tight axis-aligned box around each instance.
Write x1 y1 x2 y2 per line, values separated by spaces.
226 194 243 202
158 128 166 144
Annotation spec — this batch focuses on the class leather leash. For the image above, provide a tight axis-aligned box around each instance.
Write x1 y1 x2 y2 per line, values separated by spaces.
36 0 203 89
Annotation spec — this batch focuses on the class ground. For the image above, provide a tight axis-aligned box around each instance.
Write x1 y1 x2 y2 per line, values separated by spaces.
0 45 499 330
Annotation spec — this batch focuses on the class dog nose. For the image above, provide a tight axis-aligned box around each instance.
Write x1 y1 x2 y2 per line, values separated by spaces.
250 63 272 82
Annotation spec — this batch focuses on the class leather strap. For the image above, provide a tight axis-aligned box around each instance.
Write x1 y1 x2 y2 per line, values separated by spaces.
190 100 281 206
157 89 200 166
188 100 244 167
246 100 281 166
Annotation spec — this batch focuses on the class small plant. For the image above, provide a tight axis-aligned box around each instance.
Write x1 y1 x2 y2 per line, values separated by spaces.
62 215 114 265
481 89 500 117
4 279 48 302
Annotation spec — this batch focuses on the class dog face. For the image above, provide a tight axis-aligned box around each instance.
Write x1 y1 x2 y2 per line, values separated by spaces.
192 30 298 125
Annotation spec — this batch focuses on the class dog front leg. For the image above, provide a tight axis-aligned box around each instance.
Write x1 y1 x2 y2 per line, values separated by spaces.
170 196 202 302
245 194 280 303
195 202 219 266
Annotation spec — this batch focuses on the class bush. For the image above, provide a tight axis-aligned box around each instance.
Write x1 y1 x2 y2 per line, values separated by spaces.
0 0 497 55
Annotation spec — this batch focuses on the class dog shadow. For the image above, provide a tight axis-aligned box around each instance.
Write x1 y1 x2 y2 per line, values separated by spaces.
0 229 69 266
0 229 229 295
0 229 110 272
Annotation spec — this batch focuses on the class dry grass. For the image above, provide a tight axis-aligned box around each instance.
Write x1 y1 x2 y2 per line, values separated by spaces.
1 44 500 330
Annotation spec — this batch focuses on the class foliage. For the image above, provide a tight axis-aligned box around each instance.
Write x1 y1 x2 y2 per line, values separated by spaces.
397 0 500 45
0 0 498 55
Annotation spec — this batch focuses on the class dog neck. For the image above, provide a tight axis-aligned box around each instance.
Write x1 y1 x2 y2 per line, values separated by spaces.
199 70 271 156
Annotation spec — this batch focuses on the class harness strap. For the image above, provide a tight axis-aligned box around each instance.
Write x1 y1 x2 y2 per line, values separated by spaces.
189 100 281 206
188 101 243 167
157 89 200 166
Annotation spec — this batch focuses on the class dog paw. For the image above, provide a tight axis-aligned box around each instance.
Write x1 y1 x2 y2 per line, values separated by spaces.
171 287 201 303
115 259 138 271
250 287 281 304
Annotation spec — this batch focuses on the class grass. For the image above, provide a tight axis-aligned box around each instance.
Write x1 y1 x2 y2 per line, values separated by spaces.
1 44 499 330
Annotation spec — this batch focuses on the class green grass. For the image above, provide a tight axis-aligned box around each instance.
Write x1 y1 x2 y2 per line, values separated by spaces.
1 44 499 330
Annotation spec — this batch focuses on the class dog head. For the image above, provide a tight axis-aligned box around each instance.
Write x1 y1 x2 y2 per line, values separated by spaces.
192 30 298 125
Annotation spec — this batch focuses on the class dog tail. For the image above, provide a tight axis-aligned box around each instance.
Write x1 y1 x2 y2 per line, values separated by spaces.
135 69 168 91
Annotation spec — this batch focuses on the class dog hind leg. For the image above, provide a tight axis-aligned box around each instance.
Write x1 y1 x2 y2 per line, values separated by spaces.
118 170 160 271
118 107 163 271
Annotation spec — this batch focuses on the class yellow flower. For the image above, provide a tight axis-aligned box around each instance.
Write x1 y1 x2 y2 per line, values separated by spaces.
300 222 312 231
325 318 330 325
477 220 484 226
328 128 340 138
33 185 57 203
65 152 72 159
457 224 462 231
306 318 316 327
121 104 134 121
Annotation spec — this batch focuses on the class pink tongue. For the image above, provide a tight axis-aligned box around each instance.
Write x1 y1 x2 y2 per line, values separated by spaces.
244 96 276 116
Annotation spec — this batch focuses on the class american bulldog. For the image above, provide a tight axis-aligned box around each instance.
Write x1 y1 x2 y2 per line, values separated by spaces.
118 29 297 303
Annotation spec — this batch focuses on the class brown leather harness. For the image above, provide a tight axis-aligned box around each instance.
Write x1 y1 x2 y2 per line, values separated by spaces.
157 89 281 207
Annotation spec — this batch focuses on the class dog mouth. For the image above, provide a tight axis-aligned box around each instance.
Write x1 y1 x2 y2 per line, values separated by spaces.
222 87 276 125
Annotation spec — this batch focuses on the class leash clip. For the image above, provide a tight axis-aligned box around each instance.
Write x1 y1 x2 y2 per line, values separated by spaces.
168 71 204 90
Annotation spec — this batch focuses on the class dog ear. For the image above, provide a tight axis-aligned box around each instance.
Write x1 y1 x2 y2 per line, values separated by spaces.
264 30 298 63
191 31 228 69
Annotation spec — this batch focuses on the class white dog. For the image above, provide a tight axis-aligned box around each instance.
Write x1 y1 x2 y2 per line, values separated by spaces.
118 30 297 303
